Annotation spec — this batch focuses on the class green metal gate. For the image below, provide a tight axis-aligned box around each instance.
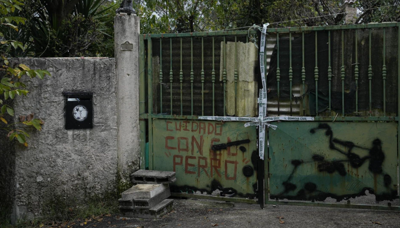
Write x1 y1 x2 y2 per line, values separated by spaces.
139 31 263 201
139 23 400 209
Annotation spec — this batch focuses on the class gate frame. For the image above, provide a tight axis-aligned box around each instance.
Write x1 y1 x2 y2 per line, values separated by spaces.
139 23 400 210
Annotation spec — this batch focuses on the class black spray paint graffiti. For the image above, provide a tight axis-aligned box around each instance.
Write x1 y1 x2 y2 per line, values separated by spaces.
171 150 262 200
211 139 250 151
271 124 397 202
212 139 258 179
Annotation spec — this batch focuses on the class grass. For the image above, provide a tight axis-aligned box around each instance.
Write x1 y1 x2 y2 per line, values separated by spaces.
0 193 119 228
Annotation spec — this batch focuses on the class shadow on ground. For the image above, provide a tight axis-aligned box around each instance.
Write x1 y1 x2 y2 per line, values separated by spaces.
43 198 400 228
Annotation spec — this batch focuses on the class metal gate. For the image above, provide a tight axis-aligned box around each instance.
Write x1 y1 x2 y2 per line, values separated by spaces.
139 23 400 209
139 31 263 202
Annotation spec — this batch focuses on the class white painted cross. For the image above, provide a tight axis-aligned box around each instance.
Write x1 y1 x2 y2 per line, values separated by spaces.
199 24 314 160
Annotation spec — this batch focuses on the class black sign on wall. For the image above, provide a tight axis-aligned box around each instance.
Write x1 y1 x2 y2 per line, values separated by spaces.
63 91 93 130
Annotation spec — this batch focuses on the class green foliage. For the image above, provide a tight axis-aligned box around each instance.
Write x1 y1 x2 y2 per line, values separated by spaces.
355 0 400 23
87 0 120 57
134 0 222 33
16 0 117 57
0 0 50 147
136 0 399 34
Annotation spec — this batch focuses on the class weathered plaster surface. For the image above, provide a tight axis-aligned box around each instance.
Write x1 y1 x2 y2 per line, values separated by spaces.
11 58 117 220
114 14 140 182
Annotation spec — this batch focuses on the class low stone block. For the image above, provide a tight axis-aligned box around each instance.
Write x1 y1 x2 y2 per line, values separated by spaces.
133 186 170 209
131 170 176 184
121 199 174 219
118 198 134 210
121 184 168 200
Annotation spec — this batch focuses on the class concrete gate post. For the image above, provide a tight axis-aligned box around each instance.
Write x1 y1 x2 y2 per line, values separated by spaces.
114 11 140 183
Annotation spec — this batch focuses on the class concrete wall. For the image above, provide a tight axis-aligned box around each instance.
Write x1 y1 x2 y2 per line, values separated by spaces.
11 58 118 221
0 116 15 222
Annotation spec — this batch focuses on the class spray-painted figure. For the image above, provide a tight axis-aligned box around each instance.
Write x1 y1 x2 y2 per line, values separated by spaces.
116 0 136 15
272 123 396 202
310 124 386 175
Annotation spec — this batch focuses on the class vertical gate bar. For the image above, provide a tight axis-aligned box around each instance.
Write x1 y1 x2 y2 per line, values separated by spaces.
139 36 146 168
341 30 345 116
328 31 332 113
277 32 280 115
170 38 173 115
302 32 305 116
368 29 373 116
201 37 205 116
212 37 215 116
383 28 387 116
234 36 238 114
147 37 153 169
180 38 183 115
223 36 227 116
315 31 319 116
355 30 359 113
191 37 194 116
289 31 293 115
397 24 400 198
264 127 269 206
159 38 163 113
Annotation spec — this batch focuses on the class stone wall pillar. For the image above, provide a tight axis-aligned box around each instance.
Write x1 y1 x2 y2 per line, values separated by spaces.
115 13 140 182
344 1 357 24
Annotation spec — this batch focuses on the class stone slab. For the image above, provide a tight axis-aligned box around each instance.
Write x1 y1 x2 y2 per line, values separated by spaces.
120 199 174 219
121 184 167 199
133 186 171 209
118 198 134 210
131 170 176 184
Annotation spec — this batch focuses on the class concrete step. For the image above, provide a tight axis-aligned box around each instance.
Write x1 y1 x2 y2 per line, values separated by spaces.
131 170 176 184
118 198 134 210
133 186 171 209
119 184 171 210
120 199 174 219
121 184 168 200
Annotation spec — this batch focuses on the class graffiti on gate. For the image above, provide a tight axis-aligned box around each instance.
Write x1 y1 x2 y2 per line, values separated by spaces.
153 120 258 196
271 123 398 202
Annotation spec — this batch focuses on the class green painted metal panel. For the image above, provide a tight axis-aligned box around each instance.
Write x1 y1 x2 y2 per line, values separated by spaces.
153 119 258 197
269 122 398 202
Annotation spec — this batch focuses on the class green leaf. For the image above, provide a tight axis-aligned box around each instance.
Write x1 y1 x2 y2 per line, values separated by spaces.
26 70 36 78
9 90 15 99
3 16 26 24
6 107 14 116
32 119 42 131
16 134 24 144
1 77 14 87
35 70 44 79
18 63 30 71
7 67 15 75
9 132 17 141
2 22 18 31
1 105 6 115
19 90 28 95
4 91 9 100
10 41 23 50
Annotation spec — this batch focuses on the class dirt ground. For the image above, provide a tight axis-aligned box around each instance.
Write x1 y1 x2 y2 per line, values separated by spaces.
52 198 400 228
